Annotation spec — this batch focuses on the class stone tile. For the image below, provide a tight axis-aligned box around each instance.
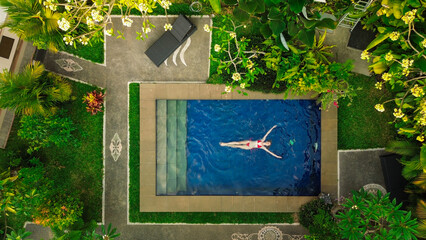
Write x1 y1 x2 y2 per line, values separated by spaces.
141 150 156 164
188 197 213 211
140 140 155 152
154 86 169 99
186 84 200 99
140 100 156 115
140 184 156 196
140 88 155 99
166 84 190 99
140 84 156 89
253 197 278 212
232 196 255 212
164 196 189 211
286 197 315 212
220 197 235 211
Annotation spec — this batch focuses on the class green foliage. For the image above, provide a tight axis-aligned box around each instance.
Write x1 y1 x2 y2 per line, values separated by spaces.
0 0 64 51
305 209 341 240
59 39 105 64
299 199 332 228
0 62 72 116
33 195 83 231
336 189 418 239
18 111 79 154
6 229 32 240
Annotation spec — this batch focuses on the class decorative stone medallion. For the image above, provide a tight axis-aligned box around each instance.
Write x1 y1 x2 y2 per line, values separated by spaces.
109 133 122 161
55 58 83 72
258 226 283 240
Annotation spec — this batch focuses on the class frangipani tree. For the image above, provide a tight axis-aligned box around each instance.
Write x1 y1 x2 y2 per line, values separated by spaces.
50 0 173 46
360 0 426 145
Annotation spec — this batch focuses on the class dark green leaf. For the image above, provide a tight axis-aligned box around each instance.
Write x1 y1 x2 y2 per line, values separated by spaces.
269 20 286 35
315 18 337 29
254 0 265 13
239 0 257 13
223 0 237 5
209 0 221 13
288 0 306 13
268 7 282 20
260 24 272 38
297 29 315 47
288 22 298 36
299 16 317 29
414 57 426 72
407 0 421 7
233 7 250 22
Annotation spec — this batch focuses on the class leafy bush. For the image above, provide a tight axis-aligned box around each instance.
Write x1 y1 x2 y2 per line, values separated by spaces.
18 111 79 153
336 189 418 239
305 209 341 240
299 199 332 228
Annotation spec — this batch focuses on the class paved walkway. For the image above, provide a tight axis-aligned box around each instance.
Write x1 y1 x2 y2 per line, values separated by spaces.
35 16 310 239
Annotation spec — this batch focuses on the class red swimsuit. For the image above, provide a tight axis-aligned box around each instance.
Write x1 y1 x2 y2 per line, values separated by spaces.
247 140 262 148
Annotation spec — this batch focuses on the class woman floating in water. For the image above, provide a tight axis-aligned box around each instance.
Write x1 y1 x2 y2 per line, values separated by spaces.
219 125 282 159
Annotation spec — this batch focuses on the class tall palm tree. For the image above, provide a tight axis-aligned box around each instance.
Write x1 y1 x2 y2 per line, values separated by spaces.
0 0 63 51
0 62 72 116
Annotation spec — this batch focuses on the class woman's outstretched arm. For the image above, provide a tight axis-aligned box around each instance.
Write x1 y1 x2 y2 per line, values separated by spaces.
262 147 282 159
262 125 277 141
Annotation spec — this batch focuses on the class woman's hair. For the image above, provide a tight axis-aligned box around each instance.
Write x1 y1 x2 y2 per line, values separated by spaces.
265 140 271 149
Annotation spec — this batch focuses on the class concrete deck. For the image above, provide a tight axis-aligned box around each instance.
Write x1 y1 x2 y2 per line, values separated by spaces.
139 84 338 212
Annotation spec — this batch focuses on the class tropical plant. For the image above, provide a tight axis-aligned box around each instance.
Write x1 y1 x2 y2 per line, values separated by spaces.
82 90 105 115
304 209 341 240
6 229 32 240
208 16 266 94
359 0 426 145
299 198 332 228
336 189 418 239
222 0 339 48
0 0 64 51
0 62 72 116
33 194 83 231
18 111 79 153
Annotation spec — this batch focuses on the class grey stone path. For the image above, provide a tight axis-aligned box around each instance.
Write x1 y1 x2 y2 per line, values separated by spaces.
39 16 309 239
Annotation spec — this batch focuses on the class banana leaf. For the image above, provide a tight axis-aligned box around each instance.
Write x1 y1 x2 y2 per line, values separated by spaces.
365 32 391 51
209 0 221 13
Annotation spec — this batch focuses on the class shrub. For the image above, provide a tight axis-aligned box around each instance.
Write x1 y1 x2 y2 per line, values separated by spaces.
305 209 341 240
299 199 332 228
82 90 105 115
18 111 79 153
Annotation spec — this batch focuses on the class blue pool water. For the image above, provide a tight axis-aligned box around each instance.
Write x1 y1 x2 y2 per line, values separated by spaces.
184 100 321 196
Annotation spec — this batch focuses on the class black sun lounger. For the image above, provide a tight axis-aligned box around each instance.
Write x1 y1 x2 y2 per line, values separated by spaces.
145 15 197 67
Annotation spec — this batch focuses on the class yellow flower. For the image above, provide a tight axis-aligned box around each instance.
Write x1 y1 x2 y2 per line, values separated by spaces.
229 32 236 38
214 44 221 52
393 108 404 118
403 116 408 122
385 52 394 61
232 72 241 81
401 59 414 68
382 73 392 81
224 86 232 93
417 135 424 142
402 9 417 25
420 116 426 126
389 32 400 41
411 84 424 97
402 68 410 76
361 50 370 60
422 39 426 48
203 24 210 32
246 60 254 69
375 104 385 112
377 8 384 16
375 82 383 90
240 83 246 89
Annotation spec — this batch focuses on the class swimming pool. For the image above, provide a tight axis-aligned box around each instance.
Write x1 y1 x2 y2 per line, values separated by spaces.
156 100 321 196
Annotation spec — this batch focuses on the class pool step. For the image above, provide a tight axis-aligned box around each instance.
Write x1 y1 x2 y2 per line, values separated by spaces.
156 100 167 195
166 101 177 194
156 100 188 195
176 100 187 193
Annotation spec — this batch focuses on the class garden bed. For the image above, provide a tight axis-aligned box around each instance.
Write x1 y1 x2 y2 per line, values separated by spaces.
0 80 104 224
338 74 396 149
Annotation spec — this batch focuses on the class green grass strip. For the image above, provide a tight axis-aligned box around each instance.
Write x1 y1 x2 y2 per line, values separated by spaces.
338 74 397 149
60 39 105 64
128 83 294 224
